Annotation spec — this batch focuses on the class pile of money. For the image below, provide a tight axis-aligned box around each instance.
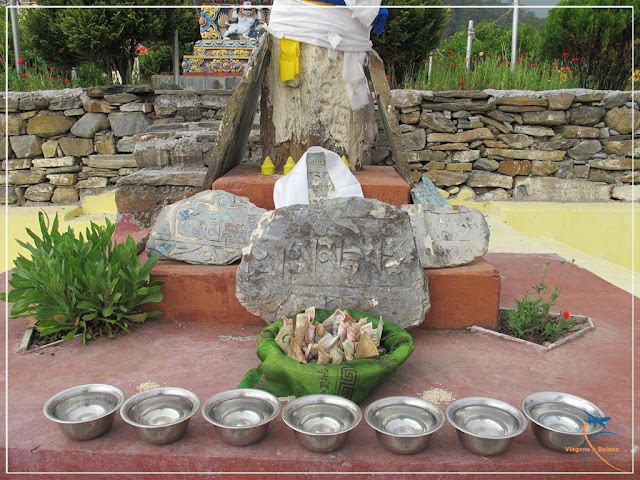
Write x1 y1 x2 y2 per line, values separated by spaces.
274 307 384 364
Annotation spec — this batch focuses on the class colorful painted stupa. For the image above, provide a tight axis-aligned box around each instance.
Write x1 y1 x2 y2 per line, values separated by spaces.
182 0 271 76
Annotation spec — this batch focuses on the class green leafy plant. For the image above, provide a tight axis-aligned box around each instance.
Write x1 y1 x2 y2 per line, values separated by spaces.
504 260 575 343
2 212 163 345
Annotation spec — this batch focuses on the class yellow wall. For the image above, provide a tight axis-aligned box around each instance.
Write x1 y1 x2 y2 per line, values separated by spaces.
1 194 117 273
457 201 639 273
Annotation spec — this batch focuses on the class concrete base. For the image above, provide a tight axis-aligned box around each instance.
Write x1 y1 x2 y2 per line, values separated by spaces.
3 253 636 478
144 255 499 330
212 164 411 210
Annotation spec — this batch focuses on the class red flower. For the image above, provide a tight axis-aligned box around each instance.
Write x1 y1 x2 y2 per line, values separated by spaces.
471 60 477 64
564 66 571 72
449 62 453 66
571 57 579 63
515 60 521 65
49 66 55 72
64 78 69 83
448 49 453 54
532 63 537 67
17 58 23 65
454 63 459 67
501 60 508 66
563 310 571 320
562 51 569 58
459 80 466 85
21 73 27 78
524 52 529 57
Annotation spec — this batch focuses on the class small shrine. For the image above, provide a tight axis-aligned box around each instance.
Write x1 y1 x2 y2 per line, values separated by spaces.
182 0 271 77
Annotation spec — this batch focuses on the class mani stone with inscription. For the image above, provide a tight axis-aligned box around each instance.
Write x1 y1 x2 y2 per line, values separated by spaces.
146 190 267 265
236 197 430 329
401 204 490 268
306 151 337 202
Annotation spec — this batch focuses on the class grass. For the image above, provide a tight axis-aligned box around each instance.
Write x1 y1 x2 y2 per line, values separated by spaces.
406 53 581 91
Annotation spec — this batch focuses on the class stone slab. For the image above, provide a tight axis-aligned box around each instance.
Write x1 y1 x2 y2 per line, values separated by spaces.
211 164 410 210
402 204 490 268
146 190 267 265
236 197 430 328
513 177 612 201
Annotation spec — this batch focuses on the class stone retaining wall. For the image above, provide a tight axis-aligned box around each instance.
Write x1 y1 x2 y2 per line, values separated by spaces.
2 86 637 208
386 88 637 202
1 86 242 205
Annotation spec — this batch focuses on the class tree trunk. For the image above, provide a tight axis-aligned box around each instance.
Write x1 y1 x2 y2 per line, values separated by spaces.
260 37 377 171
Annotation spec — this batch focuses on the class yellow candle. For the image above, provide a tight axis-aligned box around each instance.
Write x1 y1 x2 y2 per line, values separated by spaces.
283 156 296 175
261 156 275 175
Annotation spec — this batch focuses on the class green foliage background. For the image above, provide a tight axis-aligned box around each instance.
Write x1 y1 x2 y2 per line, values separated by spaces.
372 0 448 86
20 0 199 84
540 0 638 90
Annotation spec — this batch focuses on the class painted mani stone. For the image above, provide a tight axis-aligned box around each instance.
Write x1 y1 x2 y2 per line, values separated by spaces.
236 197 430 328
146 190 267 265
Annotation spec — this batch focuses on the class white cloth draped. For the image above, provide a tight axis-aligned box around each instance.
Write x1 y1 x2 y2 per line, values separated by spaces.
273 146 364 208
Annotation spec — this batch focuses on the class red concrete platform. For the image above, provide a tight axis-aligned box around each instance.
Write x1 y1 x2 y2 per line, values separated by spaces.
3 253 637 479
144 255 500 330
211 164 411 210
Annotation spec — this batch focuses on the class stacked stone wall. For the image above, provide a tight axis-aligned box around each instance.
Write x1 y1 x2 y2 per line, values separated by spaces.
384 89 637 202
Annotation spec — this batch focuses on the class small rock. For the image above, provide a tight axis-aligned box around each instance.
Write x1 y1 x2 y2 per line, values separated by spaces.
569 106 606 126
51 187 79 203
419 111 456 133
424 170 470 187
451 150 480 163
94 132 117 155
391 89 424 108
567 140 602 161
604 106 640 135
46 173 78 186
497 134 533 149
70 113 110 138
27 112 75 138
555 125 600 139
611 185 637 202
497 160 531 176
531 161 559 176
9 135 42 158
513 177 611 201
545 93 575 110
402 129 427 151
58 137 94 157
521 110 566 126
473 158 499 172
108 112 152 137
76 177 109 189
32 156 77 168
25 183 55 202
467 171 513 189
512 125 555 137
588 157 638 170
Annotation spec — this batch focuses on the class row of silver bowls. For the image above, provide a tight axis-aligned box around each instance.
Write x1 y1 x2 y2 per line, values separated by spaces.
44 385 280 445
44 385 606 455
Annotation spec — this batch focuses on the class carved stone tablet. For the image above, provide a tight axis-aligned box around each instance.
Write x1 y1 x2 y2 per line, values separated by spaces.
401 204 490 268
146 190 267 265
306 151 337 202
236 197 430 328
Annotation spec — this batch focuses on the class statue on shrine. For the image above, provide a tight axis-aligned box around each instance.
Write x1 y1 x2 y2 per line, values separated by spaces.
223 1 264 40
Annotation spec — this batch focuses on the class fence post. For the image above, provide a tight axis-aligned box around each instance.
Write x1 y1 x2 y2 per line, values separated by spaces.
511 0 520 71
173 28 180 86
9 0 22 74
466 20 473 71
428 52 433 80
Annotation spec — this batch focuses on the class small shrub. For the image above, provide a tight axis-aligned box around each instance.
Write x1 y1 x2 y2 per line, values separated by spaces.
2 213 163 345
504 260 575 343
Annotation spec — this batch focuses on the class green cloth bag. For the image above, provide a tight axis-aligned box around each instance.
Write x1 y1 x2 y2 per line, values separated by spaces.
238 308 414 404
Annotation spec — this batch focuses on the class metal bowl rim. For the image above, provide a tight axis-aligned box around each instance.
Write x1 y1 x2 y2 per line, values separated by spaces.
119 387 200 429
445 396 528 439
521 391 604 436
281 394 362 436
43 383 125 424
364 396 445 437
201 388 281 430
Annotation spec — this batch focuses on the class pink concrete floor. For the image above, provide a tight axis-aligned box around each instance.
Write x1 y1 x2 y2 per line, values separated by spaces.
1 253 638 480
